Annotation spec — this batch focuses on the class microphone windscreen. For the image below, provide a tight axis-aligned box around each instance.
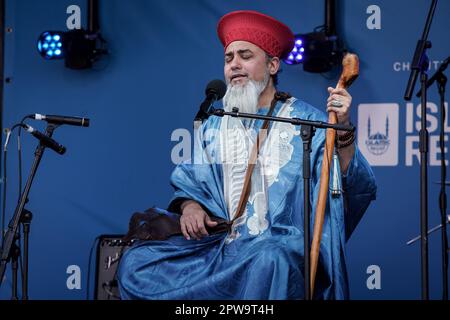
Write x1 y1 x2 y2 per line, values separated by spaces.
205 79 227 100
82 118 90 127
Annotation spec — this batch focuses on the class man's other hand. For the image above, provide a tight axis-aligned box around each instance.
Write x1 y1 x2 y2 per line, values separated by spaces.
180 200 218 240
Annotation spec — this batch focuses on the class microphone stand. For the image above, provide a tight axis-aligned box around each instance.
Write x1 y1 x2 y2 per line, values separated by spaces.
209 107 354 300
0 123 61 299
407 215 449 246
403 0 438 300
436 68 449 300
417 57 449 300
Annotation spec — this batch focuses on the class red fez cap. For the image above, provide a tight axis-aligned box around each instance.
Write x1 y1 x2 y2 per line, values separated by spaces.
217 10 295 59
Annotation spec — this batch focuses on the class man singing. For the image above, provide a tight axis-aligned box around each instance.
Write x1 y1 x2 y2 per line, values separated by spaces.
118 10 376 300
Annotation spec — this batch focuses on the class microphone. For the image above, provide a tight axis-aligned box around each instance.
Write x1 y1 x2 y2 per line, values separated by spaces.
194 79 227 125
24 124 66 155
30 114 90 127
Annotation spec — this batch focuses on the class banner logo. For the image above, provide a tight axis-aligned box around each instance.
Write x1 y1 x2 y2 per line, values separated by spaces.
358 103 399 166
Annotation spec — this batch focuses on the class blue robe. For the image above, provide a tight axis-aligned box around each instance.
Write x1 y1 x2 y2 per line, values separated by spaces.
117 97 377 300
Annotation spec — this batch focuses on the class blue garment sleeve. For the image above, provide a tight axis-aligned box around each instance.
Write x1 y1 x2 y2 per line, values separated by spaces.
341 145 377 241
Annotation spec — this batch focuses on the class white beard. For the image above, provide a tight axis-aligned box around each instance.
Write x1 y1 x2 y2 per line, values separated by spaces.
223 73 270 115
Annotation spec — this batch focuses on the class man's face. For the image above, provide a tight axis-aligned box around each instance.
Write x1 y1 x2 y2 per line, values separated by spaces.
224 41 269 86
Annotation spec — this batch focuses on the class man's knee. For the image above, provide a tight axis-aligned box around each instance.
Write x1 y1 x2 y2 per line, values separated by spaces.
253 242 299 267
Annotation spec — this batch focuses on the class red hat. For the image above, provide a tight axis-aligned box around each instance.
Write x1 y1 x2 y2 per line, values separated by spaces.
217 10 295 59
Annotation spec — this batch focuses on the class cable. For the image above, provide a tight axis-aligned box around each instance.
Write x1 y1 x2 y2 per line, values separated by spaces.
1 122 27 298
86 235 100 300
1 123 25 248
2 128 11 248
1 119 32 298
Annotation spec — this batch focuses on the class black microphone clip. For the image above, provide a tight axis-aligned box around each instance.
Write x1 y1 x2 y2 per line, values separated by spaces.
24 124 66 155
416 56 450 98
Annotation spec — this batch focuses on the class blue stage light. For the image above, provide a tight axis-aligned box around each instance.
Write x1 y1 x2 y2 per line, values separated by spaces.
37 29 108 69
37 31 64 60
37 2 107 69
283 35 305 65
283 32 344 72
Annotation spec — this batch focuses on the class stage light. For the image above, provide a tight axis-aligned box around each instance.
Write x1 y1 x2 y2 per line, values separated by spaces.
284 36 305 65
62 29 98 69
37 0 107 70
37 29 107 69
37 31 64 60
284 32 343 73
283 0 346 73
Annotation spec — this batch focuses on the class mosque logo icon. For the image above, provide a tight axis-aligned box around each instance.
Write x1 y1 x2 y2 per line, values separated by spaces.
365 116 390 155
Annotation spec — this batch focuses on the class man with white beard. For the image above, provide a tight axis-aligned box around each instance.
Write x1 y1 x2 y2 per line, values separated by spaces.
222 69 269 115
118 10 377 300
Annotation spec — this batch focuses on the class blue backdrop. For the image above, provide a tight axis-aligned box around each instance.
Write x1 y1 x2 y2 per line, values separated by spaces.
0 0 449 299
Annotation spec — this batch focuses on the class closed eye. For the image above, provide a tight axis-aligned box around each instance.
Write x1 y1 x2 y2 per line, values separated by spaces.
224 49 253 63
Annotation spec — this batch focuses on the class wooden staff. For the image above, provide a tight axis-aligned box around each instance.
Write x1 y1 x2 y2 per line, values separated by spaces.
310 53 359 297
